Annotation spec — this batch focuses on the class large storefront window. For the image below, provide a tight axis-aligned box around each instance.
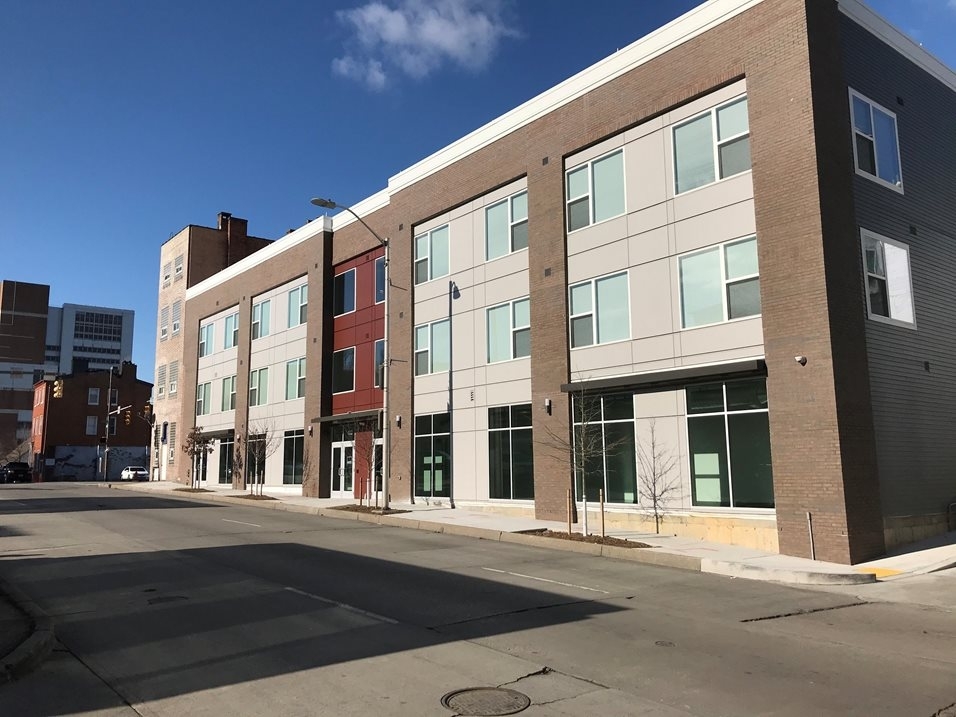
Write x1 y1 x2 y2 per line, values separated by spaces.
218 430 234 484
573 393 637 503
488 404 534 500
687 378 773 508
415 412 450 498
283 429 304 484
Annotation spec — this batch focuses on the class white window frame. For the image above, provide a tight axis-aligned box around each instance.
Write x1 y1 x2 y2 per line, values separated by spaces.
196 382 211 417
222 375 237 411
252 299 270 340
414 319 450 376
565 149 626 233
160 306 169 341
162 262 172 288
331 347 355 394
157 365 166 399
678 237 760 330
285 357 306 400
485 190 529 261
486 297 531 363
288 284 308 328
568 272 630 349
224 312 239 349
168 361 179 396
861 229 916 328
249 367 268 407
88 387 100 405
414 224 450 285
85 416 97 436
673 95 751 195
198 323 214 358
174 255 184 280
849 89 904 194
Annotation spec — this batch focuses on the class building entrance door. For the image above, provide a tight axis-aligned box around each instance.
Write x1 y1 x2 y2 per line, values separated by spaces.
331 441 354 499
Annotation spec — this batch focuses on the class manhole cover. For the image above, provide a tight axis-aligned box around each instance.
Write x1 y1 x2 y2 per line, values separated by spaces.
441 687 531 716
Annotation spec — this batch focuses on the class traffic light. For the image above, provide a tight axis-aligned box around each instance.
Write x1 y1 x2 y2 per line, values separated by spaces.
52 378 64 399
143 404 152 418
124 409 132 426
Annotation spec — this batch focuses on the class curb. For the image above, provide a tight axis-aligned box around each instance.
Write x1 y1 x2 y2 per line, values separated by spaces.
99 483 883 585
701 559 876 585
0 576 55 683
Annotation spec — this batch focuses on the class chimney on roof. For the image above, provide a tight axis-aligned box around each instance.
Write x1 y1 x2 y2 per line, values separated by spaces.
218 212 232 230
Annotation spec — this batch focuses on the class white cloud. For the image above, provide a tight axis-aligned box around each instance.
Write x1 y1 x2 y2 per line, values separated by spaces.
332 0 518 90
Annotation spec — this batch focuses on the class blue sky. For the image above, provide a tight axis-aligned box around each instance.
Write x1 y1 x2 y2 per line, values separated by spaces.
2 0 954 384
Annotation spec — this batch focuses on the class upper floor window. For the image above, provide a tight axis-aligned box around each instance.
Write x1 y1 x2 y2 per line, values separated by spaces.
566 150 625 232
88 387 100 405
849 89 902 192
221 375 237 411
414 319 450 375
224 312 239 349
285 357 306 400
414 225 449 284
861 229 914 327
288 284 308 328
156 364 166 399
333 269 356 316
162 262 172 288
674 96 750 194
198 323 214 358
249 367 268 406
332 348 355 393
86 416 97 436
569 272 629 348
375 257 386 304
486 190 529 260
374 339 385 388
252 299 270 340
171 301 182 336
109 388 118 407
679 237 760 329
174 254 184 281
487 298 530 363
168 361 179 395
160 306 169 341
196 382 211 416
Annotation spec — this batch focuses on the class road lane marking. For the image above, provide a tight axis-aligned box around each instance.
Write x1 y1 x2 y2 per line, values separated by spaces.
481 567 609 594
221 519 262 528
284 586 398 624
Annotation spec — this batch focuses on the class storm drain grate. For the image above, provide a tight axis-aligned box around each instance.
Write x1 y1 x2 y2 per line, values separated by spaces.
441 687 531 716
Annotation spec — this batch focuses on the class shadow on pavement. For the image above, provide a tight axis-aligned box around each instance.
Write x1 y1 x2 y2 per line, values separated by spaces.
0 496 214 515
0 541 623 713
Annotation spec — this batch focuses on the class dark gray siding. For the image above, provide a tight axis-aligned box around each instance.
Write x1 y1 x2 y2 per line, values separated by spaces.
840 15 956 518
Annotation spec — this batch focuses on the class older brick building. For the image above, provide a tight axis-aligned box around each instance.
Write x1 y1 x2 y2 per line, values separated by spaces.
157 0 956 564
32 362 153 481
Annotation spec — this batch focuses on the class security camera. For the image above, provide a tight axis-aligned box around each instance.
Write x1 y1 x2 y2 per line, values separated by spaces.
794 355 807 366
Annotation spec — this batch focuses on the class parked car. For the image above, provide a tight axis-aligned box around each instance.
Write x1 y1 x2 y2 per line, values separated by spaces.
119 466 149 482
0 462 32 484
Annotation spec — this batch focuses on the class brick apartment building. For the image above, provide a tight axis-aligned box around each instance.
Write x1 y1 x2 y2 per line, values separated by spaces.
32 363 153 481
152 212 272 481
156 0 956 564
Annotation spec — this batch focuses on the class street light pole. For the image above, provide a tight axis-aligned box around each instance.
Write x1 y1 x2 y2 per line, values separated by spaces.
311 197 391 511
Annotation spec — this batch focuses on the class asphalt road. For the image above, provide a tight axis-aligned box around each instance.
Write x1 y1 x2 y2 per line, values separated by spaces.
1 483 954 716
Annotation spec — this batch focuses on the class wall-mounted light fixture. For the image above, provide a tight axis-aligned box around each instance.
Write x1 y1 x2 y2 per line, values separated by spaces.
308 425 313 437
544 398 552 415
794 355 808 366
396 415 402 428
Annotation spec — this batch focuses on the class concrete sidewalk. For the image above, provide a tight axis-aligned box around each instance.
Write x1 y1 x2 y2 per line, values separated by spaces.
101 480 956 587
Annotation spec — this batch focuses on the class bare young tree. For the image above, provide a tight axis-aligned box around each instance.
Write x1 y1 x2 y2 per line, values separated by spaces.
245 420 281 496
181 426 214 490
636 419 681 534
351 418 381 508
540 384 627 536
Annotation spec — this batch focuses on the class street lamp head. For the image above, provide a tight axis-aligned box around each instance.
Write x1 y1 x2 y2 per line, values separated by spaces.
310 197 338 210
